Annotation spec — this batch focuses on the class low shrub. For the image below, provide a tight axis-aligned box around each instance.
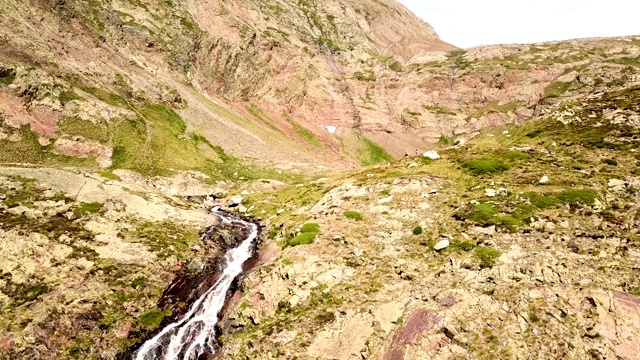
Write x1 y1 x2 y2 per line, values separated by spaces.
474 246 501 268
300 222 320 233
287 232 316 247
344 211 363 221
286 222 320 247
412 226 423 235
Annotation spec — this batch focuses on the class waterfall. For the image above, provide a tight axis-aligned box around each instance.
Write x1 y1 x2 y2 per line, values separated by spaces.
133 211 258 360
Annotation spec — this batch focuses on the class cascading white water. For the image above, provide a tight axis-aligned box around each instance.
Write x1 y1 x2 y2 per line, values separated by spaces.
133 211 258 360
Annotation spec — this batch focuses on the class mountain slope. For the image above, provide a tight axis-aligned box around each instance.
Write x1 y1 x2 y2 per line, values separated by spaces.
0 0 455 172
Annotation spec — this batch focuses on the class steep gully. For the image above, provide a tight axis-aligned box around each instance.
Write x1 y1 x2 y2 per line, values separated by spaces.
123 209 260 360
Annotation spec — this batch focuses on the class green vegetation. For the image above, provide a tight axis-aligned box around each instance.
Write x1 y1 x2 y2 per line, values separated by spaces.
286 118 324 148
412 225 423 235
179 17 198 31
0 125 98 168
58 117 109 143
58 90 83 105
474 246 501 268
447 49 471 70
470 101 522 119
98 170 121 180
70 245 99 260
465 203 499 224
354 70 376 82
285 222 320 247
344 211 363 221
461 157 510 175
438 135 453 146
131 276 148 289
424 105 457 116
131 220 199 259
404 109 422 117
380 189 390 196
80 86 129 107
356 135 393 166
138 308 171 330
388 61 402 72
300 223 320 233
11 282 51 306
556 189 597 206
522 189 597 208
73 202 104 217
522 192 557 209
543 81 573 99
0 68 16 85
449 240 476 252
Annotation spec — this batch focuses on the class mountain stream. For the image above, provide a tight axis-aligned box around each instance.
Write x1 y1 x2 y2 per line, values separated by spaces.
133 210 258 360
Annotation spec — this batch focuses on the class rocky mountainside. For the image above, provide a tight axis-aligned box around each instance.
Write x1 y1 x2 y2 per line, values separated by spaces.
0 0 455 172
219 84 640 359
2 0 640 359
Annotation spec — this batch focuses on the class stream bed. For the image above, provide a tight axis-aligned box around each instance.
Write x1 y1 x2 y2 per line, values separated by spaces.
123 209 259 360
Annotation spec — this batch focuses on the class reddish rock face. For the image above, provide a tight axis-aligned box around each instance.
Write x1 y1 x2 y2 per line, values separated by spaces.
385 309 439 360
611 292 640 360
0 336 15 351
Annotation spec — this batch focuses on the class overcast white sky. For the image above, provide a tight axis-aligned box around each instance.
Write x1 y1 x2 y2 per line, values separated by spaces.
398 0 640 48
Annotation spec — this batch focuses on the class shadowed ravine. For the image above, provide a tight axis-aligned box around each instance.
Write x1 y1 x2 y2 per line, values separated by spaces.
132 210 259 360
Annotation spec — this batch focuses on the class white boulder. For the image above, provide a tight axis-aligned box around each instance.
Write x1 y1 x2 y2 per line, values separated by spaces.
423 150 441 160
434 239 450 251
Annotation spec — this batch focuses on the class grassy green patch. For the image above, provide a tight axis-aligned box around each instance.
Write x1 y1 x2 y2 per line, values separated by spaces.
461 157 510 175
0 68 16 85
344 210 363 221
58 117 109 143
556 188 597 206
354 70 376 82
465 203 499 224
412 225 423 235
138 308 171 330
131 276 148 289
286 232 316 247
286 118 324 148
543 81 572 99
131 220 199 259
11 282 51 306
522 192 557 209
58 90 83 105
285 222 320 248
81 86 129 108
470 101 522 119
0 125 98 168
456 202 530 232
424 105 457 116
98 170 121 180
300 222 320 233
449 240 476 252
474 246 501 268
73 202 104 217
388 61 402 72
356 135 393 166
